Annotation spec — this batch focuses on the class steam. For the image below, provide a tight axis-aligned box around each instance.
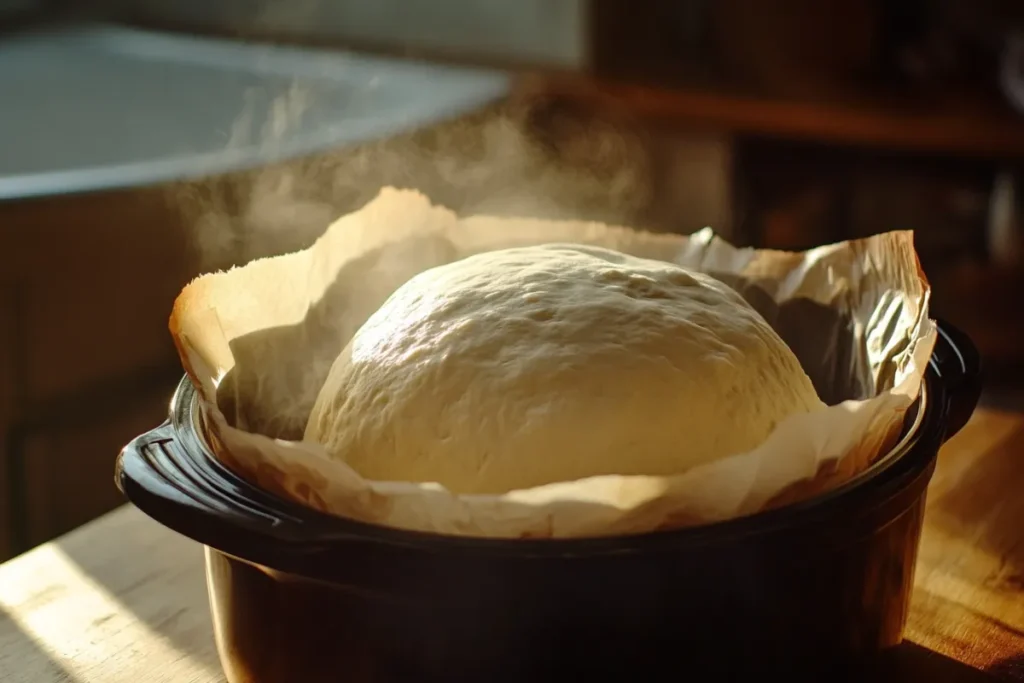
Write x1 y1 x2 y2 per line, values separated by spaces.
174 80 657 271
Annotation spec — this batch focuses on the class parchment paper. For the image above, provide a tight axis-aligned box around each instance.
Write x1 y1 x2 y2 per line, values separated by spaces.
169 187 936 538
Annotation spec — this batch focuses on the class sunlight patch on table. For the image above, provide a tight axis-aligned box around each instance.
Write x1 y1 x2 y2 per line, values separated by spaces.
0 543 218 682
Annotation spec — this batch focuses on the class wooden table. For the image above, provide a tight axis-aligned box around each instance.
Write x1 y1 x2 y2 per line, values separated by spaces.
1 407 1023 682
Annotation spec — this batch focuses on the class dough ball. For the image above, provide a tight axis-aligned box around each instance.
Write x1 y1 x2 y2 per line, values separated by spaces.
305 244 825 494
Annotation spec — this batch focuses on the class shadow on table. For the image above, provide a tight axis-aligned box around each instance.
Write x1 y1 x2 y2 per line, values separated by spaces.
0 605 82 683
852 642 999 682
988 654 1024 680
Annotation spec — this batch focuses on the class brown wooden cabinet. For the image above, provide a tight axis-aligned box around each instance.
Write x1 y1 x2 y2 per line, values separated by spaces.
0 186 196 560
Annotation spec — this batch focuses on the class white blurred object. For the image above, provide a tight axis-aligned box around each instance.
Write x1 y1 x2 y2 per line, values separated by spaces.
0 23 509 200
988 170 1023 267
1001 32 1024 115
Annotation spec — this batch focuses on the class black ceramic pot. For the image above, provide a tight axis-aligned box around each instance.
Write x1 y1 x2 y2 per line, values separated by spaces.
116 320 982 683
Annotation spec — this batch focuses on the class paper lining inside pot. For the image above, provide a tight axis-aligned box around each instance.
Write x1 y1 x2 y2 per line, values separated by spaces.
169 187 936 538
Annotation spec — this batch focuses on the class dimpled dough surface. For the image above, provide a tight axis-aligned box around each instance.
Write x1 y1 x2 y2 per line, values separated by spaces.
305 244 826 495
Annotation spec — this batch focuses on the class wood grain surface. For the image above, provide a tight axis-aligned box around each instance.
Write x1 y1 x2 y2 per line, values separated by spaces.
0 507 221 682
908 407 1024 679
0 406 1022 682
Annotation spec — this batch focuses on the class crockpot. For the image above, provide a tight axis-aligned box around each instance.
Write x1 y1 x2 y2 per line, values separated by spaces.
116 319 982 682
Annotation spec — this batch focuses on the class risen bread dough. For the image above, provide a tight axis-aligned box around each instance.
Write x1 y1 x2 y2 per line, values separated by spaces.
305 244 826 494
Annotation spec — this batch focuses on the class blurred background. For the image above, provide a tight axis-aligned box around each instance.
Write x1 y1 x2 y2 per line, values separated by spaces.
2 0 1024 562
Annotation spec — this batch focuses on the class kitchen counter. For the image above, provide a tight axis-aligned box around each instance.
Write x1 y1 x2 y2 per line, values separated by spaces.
1 405 1022 681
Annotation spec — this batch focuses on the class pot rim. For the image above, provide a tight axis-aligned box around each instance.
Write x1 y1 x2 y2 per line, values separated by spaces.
117 319 982 561
188 371 928 520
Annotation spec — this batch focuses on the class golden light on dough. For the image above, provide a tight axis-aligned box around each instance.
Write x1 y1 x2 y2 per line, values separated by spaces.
306 243 827 495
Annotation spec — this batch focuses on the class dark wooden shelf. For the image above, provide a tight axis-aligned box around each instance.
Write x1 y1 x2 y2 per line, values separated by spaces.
518 74 1024 159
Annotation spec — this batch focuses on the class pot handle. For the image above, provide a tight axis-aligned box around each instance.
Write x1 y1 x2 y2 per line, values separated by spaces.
116 419 307 546
929 319 983 441
117 420 190 508
117 412 382 553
